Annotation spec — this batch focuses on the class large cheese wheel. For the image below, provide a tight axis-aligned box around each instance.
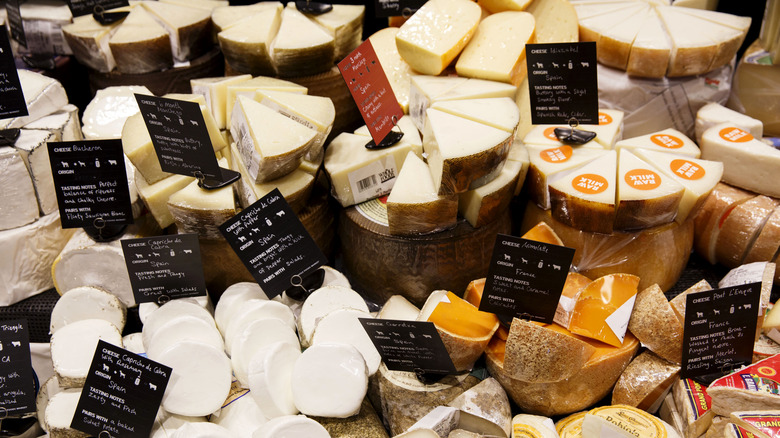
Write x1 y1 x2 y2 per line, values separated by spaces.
692 183 755 264
340 199 512 306
521 201 694 292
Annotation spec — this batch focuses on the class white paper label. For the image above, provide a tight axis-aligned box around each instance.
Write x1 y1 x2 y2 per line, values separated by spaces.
605 294 637 344
409 82 430 132
553 295 576 329
230 105 262 182
346 155 397 205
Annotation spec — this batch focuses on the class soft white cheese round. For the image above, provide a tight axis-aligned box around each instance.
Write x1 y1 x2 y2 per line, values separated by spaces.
252 415 330 438
231 318 300 387
247 341 301 418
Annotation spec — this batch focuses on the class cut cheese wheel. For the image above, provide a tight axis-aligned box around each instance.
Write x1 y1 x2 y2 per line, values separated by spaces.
291 343 368 418
211 2 280 32
568 273 640 347
743 206 780 266
145 315 225 360
616 128 702 159
612 351 681 412
140 1 211 62
525 144 606 210
13 129 58 216
138 295 213 325
311 308 381 376
597 6 653 69
1 70 68 130
511 414 558 438
627 10 672 78
459 158 524 228
190 74 253 130
707 354 780 416
408 406 460 437
254 415 330 438
225 76 308 130
231 95 317 183
223 299 295 355
136 173 197 229
108 6 173 74
303 4 364 61
409 75 468 131
141 299 216 350
25 103 81 143
368 28 415 113
582 404 680 438
579 4 649 52
62 13 121 72
695 102 763 146
231 318 299 387
213 282 268 333
554 272 593 330
715 196 779 267
628 284 684 364
523 0 577 44
504 317 596 383
151 341 232 417
455 11 536 86
51 318 123 387
378 295 421 321
691 183 755 264
209 389 267 438
419 290 499 371
478 0 533 14
217 6 282 77
616 149 685 230
247 341 301 418
161 93 228 153
45 389 88 438
37 375 63 434
170 422 231 438
298 285 368 348
272 5 335 77
423 108 513 195
394 0 481 75
549 150 618 234
50 286 126 334
387 151 458 236
431 97 520 134
0 147 38 230
447 378 512 437
167 177 236 240
673 378 714 438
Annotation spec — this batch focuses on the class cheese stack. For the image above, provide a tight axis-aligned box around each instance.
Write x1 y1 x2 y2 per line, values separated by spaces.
63 1 214 74
569 0 751 78
215 2 364 77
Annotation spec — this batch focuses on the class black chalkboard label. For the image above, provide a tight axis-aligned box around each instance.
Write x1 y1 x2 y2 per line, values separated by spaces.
72 340 170 438
65 0 129 17
681 282 761 385
359 318 456 374
121 234 207 304
0 25 28 121
526 42 598 125
219 188 326 299
374 0 426 17
0 320 35 417
5 0 26 48
134 94 221 180
48 140 134 229
480 234 574 324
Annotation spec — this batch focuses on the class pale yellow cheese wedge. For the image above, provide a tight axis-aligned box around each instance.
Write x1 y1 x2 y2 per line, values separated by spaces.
162 93 227 153
211 2 282 33
272 5 335 77
524 0 578 43
136 174 195 229
459 158 524 228
409 75 469 131
122 112 171 185
190 75 252 130
478 0 533 14
108 6 172 74
525 145 606 210
368 27 416 114
225 76 307 128
431 97 520 134
167 162 237 239
62 13 123 73
217 6 282 76
141 1 211 62
616 128 701 158
597 6 653 69
626 11 672 78
303 4 364 61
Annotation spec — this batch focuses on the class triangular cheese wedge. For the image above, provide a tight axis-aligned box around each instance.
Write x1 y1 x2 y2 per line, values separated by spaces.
62 13 124 72
108 6 172 74
136 174 196 229
225 76 307 128
615 149 684 230
459 159 524 228
436 78 518 102
162 93 227 153
141 1 211 62
211 2 281 33
409 75 469 131
526 145 606 209
568 273 640 347
522 124 604 149
369 27 415 114
432 97 520 133
577 110 624 149
254 90 335 158
271 5 335 77
303 4 364 60
578 4 648 44
627 11 671 78
122 112 171 185
217 6 282 77
616 128 701 158
167 159 237 239
190 75 252 130
597 6 652 69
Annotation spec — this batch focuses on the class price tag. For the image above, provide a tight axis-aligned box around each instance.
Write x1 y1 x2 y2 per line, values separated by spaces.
219 188 327 299
72 341 170 438
374 0 426 17
65 0 129 17
0 25 28 121
526 42 598 125
48 139 134 229
134 95 222 181
359 318 456 375
338 39 404 146
0 320 35 417
480 234 574 324
121 234 207 305
681 283 761 385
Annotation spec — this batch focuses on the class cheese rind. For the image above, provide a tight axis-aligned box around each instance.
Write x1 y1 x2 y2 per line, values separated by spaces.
611 351 681 411
51 318 123 387
136 173 196 228
140 1 212 62
49 286 126 334
0 147 40 230
271 5 335 77
108 6 173 74
304 4 364 61
459 158 525 228
62 13 121 72
167 177 237 240
431 97 520 134
217 6 282 77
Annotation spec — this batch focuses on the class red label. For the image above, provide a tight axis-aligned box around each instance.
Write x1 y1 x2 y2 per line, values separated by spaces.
710 354 780 393
682 378 712 420
735 414 780 437
338 40 404 145
732 424 758 438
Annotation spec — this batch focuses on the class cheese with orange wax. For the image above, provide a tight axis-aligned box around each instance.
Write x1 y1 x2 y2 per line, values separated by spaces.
568 273 640 347
522 221 563 246
554 272 592 330
463 278 486 308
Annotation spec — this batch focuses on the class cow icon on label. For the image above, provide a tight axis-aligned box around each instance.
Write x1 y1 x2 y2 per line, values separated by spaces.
11 341 19 348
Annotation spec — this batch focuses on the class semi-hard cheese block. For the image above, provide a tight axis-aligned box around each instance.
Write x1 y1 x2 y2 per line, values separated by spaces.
0 70 68 130
478 0 533 14
140 1 211 62
224 76 307 129
525 144 606 210
136 173 196 228
459 157 525 228
62 13 122 73
122 112 171 184
167 177 237 240
628 284 684 364
303 4 364 61
395 0 481 75
627 10 672 78
611 351 680 412
408 75 467 130
431 96 520 134
272 5 335 77
190 75 252 130
368 27 415 114
231 95 317 182
597 6 654 70
254 89 335 158
549 150 618 234
423 108 513 195
701 124 780 198
455 11 536 85
217 6 282 77
616 149 685 230
108 6 173 74
386 151 458 236
568 273 640 348
674 378 714 438
616 128 702 159
695 102 763 145
0 147 39 230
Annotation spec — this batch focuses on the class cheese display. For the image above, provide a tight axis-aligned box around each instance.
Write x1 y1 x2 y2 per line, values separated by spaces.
570 0 750 78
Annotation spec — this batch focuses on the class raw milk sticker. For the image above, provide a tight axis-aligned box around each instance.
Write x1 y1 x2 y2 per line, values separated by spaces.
625 168 661 190
598 111 613 125
651 133 684 149
720 127 754 143
671 159 706 181
540 146 573 163
572 173 608 195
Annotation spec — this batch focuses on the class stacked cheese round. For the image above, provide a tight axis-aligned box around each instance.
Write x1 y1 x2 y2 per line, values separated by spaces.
214 2 364 77
569 0 751 78
63 1 216 74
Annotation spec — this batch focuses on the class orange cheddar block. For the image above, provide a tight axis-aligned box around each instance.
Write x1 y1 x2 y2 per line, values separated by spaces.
554 272 593 329
568 273 640 347
522 221 564 246
427 291 499 339
463 277 486 308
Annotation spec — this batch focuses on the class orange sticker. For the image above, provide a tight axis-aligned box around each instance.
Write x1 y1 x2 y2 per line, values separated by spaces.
625 169 661 190
598 112 612 125
671 159 706 181
543 126 559 141
719 127 754 143
651 134 684 149
572 173 608 195
540 146 573 163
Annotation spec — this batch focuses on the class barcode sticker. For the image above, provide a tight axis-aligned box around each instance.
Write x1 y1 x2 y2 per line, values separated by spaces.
347 155 397 204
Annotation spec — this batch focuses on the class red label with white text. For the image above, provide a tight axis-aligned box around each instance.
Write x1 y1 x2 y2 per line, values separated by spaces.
681 378 712 420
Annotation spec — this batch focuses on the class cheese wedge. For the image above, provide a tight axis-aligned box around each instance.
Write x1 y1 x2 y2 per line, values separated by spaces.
122 113 171 184
612 351 681 412
211 2 282 33
632 148 723 223
62 13 121 73
511 414 559 438
409 75 469 130
24 103 82 142
162 93 228 153
701 124 780 198
524 0 578 44
478 0 533 14
1 70 68 130
616 149 685 230
705 354 780 416
583 110 625 149
386 151 458 236
522 124 605 149
190 75 252 130
674 378 714 438
272 5 335 77
15 131 60 216
224 76 307 132
423 108 513 195
598 5 653 69
628 283 684 364
729 411 780 438
0 147 39 230
627 9 672 78
136 173 195 228
554 272 593 330
408 406 460 437
108 6 173 74
50 286 126 335
549 150 618 234
695 102 762 146
231 95 317 182
459 158 525 228
218 6 282 77
616 128 702 159
51 318 123 387
455 11 536 85
431 97 520 133
568 273 640 347
304 4 364 61
368 27 415 114
167 178 237 240
141 1 211 62
525 145 606 210
449 378 512 437
395 0 482 75
579 4 649 49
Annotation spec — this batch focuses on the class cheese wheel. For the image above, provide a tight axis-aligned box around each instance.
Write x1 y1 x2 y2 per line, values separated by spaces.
669 279 713 325
611 351 681 412
231 317 299 384
141 299 216 350
311 308 381 376
714 196 779 268
378 295 421 321
556 412 587 438
583 404 681 438
298 285 369 348
145 315 224 360
692 183 755 264
223 299 295 355
247 341 301 418
51 319 123 387
218 6 281 76
167 178 238 240
37 375 63 434
49 285 126 335
511 414 559 438
45 389 89 438
213 282 268 332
